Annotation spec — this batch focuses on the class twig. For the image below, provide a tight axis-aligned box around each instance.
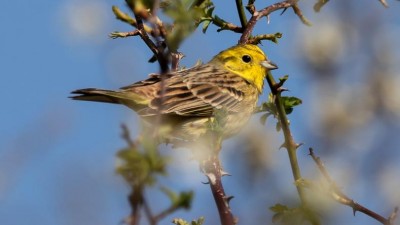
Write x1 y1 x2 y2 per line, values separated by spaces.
121 124 136 147
379 0 389 8
246 0 256 14
153 204 180 222
198 134 235 225
201 153 235 225
313 0 330 12
133 13 164 67
309 148 399 225
112 6 154 34
239 0 308 44
292 3 312 26
109 30 140 39
265 72 319 225
235 0 248 28
128 188 143 225
143 198 157 225
247 32 283 44
213 19 243 33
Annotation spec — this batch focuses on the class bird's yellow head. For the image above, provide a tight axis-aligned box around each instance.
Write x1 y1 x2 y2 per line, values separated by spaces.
210 44 277 92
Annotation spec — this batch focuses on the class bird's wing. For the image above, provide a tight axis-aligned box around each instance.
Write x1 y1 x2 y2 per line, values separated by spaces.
137 64 246 117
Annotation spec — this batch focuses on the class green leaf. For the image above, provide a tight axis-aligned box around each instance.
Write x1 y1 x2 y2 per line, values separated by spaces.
161 187 194 209
281 96 302 115
254 101 275 114
279 75 289 83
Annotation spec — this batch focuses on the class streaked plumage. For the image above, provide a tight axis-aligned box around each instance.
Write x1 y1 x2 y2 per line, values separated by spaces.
71 44 277 141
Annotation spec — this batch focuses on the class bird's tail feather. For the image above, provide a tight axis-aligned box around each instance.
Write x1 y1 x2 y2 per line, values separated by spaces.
70 88 126 104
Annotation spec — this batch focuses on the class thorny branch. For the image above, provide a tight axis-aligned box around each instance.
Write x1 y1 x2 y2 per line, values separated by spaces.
265 72 320 225
201 154 236 225
240 0 309 44
309 148 399 225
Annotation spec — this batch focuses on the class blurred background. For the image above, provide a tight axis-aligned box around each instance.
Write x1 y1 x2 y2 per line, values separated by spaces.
1 0 400 225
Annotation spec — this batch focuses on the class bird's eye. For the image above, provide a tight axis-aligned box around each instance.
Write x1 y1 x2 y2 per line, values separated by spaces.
242 55 252 63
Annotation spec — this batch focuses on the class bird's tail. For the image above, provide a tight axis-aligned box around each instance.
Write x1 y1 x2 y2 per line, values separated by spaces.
70 88 129 104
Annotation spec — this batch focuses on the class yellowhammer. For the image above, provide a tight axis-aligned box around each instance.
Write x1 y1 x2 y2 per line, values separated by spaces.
71 44 277 141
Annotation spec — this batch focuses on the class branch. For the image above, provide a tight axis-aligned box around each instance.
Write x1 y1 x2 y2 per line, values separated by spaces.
235 0 248 28
127 187 144 225
313 0 330 12
309 148 399 225
379 0 389 8
265 72 319 225
132 11 167 70
239 0 309 44
153 204 180 222
112 6 154 34
109 30 140 39
212 17 243 33
245 0 256 14
198 130 235 225
247 32 283 44
201 153 235 225
143 198 157 225
121 124 136 147
292 3 312 26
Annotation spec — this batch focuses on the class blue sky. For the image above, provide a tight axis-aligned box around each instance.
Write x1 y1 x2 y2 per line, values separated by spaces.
1 1 400 225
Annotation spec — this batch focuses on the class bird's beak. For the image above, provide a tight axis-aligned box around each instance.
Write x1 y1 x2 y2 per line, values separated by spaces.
261 60 278 70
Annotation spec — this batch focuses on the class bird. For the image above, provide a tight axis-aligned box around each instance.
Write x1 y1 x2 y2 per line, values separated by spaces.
70 44 277 142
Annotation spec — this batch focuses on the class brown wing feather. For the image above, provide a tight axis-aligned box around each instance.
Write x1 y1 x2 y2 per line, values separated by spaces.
138 64 246 117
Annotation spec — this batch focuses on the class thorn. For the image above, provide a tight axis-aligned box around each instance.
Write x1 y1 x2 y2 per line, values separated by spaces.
279 142 287 150
221 170 231 176
296 142 304 149
277 87 289 92
204 173 217 185
201 181 210 184
280 7 288 15
224 195 235 204
352 207 357 216
308 147 314 156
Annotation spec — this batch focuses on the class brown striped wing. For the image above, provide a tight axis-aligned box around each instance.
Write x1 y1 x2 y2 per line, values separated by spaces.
137 64 247 117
